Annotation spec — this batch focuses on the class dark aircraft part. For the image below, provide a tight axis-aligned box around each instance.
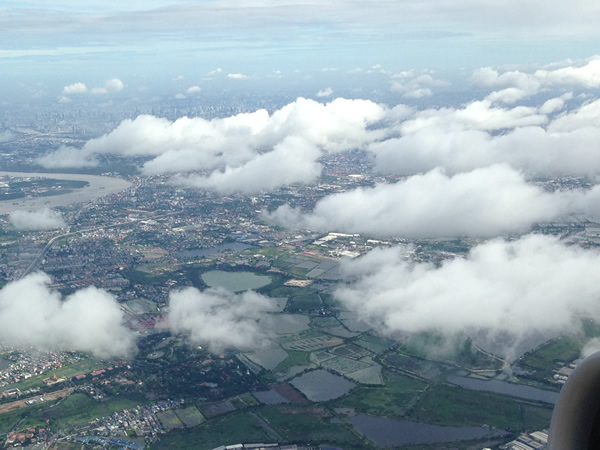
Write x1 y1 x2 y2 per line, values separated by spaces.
548 351 600 449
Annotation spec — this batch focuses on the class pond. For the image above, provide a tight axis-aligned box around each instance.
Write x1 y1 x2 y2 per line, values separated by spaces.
289 369 356 401
348 414 505 447
201 270 272 292
446 374 559 404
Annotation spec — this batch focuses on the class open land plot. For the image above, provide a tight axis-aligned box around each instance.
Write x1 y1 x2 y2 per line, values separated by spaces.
521 336 584 371
332 371 427 418
408 384 554 430
157 410 185 430
244 346 289 371
385 353 448 379
310 316 342 329
174 406 206 427
0 359 106 393
345 364 384 385
268 314 311 335
124 298 159 314
320 355 373 375
272 383 310 405
198 401 235 419
150 411 273 450
257 405 365 449
253 388 290 405
0 387 75 414
354 334 395 354
331 343 373 359
273 350 310 373
282 335 344 352
8 393 142 431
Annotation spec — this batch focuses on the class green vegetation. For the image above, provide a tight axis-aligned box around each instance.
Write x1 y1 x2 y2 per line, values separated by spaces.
521 336 583 372
408 384 553 430
122 268 172 285
332 371 427 418
31 393 141 430
258 406 367 448
401 334 502 370
151 411 273 449
0 359 105 393
0 402 49 435
286 293 322 313
274 350 310 373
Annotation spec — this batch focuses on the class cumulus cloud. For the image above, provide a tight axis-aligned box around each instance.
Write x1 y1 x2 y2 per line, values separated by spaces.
227 73 248 79
38 98 386 192
264 164 573 238
186 85 201 94
391 72 450 98
470 57 600 95
335 235 600 360
173 137 322 194
36 145 98 169
91 78 125 95
0 273 136 358
168 287 274 353
62 82 87 95
317 87 333 98
10 208 66 230
370 97 600 177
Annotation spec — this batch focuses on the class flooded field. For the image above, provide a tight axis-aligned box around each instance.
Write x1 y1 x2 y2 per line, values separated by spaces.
290 369 356 401
266 314 310 335
201 270 272 292
348 413 502 446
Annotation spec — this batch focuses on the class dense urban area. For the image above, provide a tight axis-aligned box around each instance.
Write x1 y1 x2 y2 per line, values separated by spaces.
0 99 598 450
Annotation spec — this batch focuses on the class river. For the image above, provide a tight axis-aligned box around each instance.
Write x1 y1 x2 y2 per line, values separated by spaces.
0 171 132 214
446 374 559 404
348 414 505 447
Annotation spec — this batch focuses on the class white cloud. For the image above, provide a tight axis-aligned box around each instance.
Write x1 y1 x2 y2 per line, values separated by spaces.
265 165 571 238
10 208 66 230
371 97 600 177
105 78 124 92
62 82 87 95
186 85 201 94
173 137 322 194
36 145 98 169
91 78 124 95
471 57 600 95
316 87 333 98
227 73 247 79
39 98 387 193
391 73 450 98
0 273 136 358
335 234 600 360
168 287 274 353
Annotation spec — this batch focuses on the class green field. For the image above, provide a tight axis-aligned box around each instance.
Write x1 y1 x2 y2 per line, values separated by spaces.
273 350 310 373
257 405 368 448
521 336 583 372
150 411 273 449
331 371 427 418
286 293 322 313
0 359 106 393
23 393 141 430
408 384 553 430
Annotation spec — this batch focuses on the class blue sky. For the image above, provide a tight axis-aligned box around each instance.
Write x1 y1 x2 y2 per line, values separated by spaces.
2 0 600 101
